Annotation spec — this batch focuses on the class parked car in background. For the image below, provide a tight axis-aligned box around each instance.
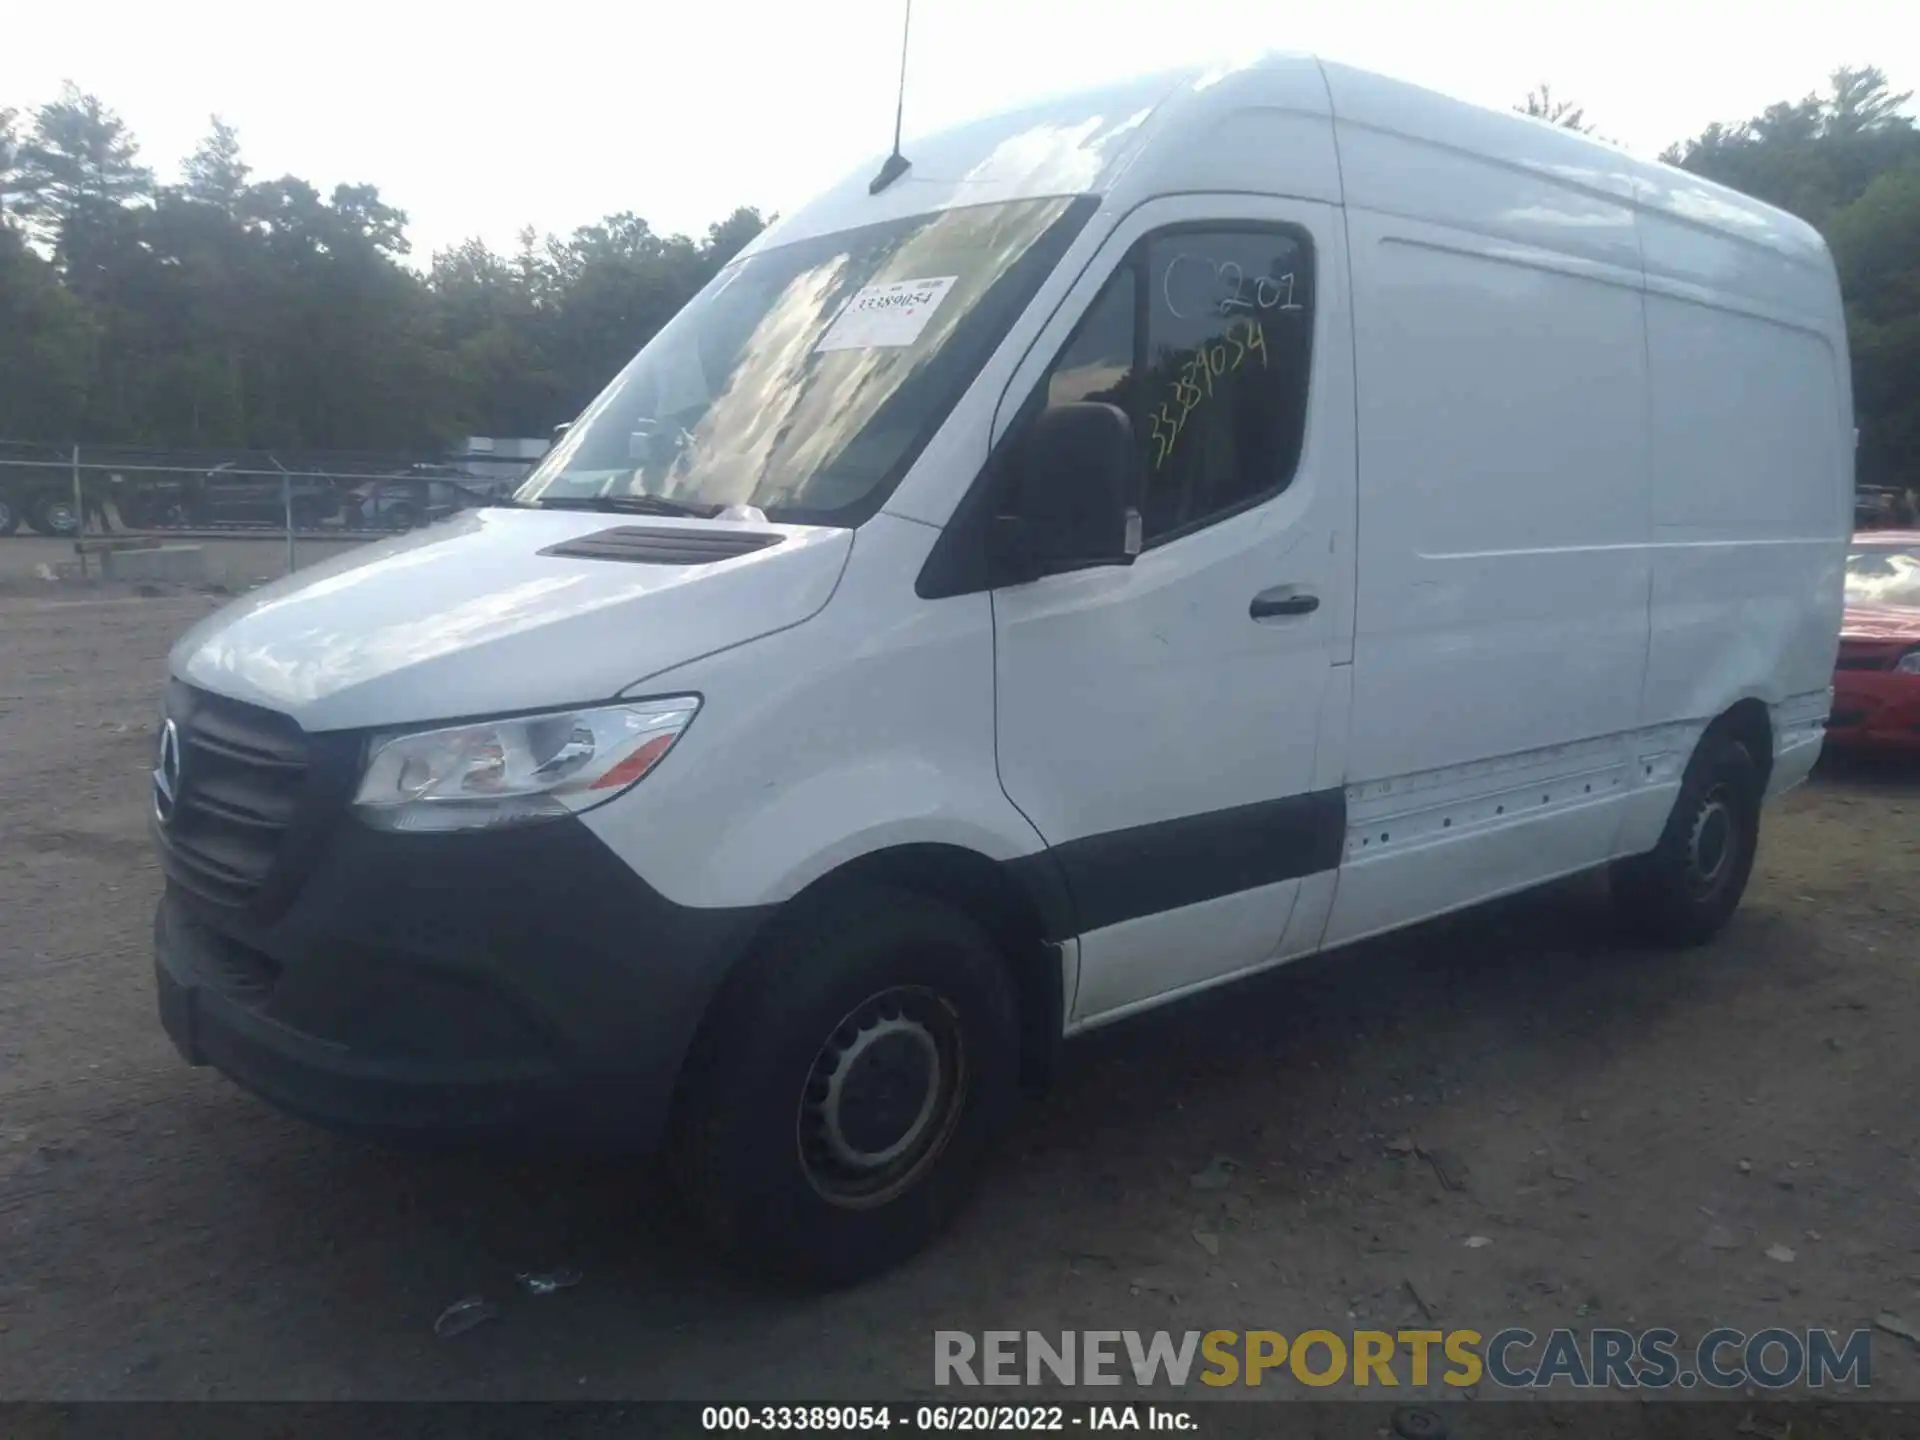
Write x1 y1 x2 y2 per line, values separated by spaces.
1855 486 1918 530
200 463 342 529
349 468 494 530
1828 531 1920 752
113 477 192 529
120 463 343 530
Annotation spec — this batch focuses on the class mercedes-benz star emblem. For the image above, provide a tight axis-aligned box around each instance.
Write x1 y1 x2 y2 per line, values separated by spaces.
153 718 182 826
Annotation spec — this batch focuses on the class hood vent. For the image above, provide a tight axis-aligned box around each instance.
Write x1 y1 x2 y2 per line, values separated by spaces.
539 525 784 566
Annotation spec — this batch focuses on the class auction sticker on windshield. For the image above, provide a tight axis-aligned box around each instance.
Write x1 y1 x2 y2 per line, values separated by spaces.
815 276 959 351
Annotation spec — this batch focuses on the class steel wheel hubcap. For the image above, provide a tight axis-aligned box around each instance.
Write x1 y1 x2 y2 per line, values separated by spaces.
1689 789 1735 888
797 986 966 1209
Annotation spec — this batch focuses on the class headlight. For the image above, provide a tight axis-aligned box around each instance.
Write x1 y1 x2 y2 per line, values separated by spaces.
1897 650 1920 675
352 697 699 832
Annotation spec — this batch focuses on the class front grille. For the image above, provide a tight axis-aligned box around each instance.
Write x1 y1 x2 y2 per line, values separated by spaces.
158 683 309 909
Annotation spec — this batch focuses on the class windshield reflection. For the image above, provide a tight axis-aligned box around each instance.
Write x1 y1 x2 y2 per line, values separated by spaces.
1845 546 1920 608
517 197 1092 526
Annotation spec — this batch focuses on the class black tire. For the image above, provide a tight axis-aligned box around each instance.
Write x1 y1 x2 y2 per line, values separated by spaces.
27 494 78 537
0 495 18 536
385 503 418 532
1610 732 1762 946
670 887 1020 1287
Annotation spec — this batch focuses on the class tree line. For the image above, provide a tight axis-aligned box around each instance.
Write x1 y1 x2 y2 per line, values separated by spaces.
1519 68 1919 493
2 69 1916 489
0 89 766 454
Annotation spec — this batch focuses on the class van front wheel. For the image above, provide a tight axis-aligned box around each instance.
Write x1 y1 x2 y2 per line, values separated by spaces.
1610 733 1761 946
670 888 1020 1287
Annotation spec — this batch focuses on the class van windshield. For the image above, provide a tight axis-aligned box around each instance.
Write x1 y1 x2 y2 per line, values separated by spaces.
515 196 1094 526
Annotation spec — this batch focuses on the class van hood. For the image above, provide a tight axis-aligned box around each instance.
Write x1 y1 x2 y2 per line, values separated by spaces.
170 507 852 732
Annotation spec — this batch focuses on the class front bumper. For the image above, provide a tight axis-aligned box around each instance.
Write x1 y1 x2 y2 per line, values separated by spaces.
1828 672 1920 752
154 812 767 1149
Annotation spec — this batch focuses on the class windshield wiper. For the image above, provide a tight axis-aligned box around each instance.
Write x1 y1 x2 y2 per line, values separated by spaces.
531 493 723 520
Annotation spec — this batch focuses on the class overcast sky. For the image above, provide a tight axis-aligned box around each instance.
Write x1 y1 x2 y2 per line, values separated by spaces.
4 0 1912 261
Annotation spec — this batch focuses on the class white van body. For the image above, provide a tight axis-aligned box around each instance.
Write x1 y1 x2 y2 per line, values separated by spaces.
153 55 1850 1279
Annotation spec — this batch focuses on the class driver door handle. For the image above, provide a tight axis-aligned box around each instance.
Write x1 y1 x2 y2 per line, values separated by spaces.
1250 587 1320 620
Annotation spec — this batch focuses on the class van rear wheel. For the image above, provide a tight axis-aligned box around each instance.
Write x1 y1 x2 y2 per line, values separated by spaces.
1610 733 1761 946
670 887 1020 1287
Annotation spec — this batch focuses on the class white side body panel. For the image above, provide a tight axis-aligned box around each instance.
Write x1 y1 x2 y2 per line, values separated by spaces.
1321 62 1655 946
1316 62 1852 949
1629 165 1852 819
580 512 1044 912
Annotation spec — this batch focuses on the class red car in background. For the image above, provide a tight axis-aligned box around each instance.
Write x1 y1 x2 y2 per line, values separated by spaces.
1829 531 1920 752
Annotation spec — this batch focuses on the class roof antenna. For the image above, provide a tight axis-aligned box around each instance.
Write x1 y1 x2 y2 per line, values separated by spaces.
869 0 914 194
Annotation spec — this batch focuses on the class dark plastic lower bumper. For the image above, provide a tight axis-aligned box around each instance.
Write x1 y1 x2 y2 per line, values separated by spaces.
153 812 767 1149
1829 674 1920 752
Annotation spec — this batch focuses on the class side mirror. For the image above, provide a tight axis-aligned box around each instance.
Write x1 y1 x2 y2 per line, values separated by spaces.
991 402 1144 583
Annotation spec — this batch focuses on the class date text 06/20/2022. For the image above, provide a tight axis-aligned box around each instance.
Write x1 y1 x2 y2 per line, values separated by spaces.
702 1406 1194 1432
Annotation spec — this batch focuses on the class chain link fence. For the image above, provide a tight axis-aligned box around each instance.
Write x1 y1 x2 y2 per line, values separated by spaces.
0 442 536 545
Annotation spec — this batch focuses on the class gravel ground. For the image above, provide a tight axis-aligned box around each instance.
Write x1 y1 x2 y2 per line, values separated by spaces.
1 578 1917 1404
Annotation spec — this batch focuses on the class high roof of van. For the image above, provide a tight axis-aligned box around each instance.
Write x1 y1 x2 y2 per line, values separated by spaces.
744 53 1831 282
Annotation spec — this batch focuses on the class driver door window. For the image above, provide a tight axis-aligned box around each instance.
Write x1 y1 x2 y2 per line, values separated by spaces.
1030 226 1316 545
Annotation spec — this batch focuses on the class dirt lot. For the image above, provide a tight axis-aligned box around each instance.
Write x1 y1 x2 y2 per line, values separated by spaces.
1 575 1917 1405
0 532 366 589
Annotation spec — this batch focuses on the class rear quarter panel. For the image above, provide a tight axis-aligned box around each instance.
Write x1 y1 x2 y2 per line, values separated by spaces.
1632 194 1851 805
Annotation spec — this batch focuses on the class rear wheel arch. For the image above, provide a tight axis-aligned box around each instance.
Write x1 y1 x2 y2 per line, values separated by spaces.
1711 697 1774 793
1612 703 1771 946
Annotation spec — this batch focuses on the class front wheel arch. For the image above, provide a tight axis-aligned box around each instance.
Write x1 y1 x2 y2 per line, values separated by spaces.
668 882 1023 1284
688 842 1067 1101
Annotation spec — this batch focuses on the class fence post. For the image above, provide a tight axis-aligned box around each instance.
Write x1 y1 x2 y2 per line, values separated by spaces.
273 457 295 575
72 445 86 579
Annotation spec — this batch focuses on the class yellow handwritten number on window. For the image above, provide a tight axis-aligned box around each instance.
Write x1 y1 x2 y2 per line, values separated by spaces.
1150 317 1268 470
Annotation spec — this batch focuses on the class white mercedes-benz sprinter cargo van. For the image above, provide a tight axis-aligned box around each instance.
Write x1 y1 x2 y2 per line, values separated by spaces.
151 55 1851 1283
